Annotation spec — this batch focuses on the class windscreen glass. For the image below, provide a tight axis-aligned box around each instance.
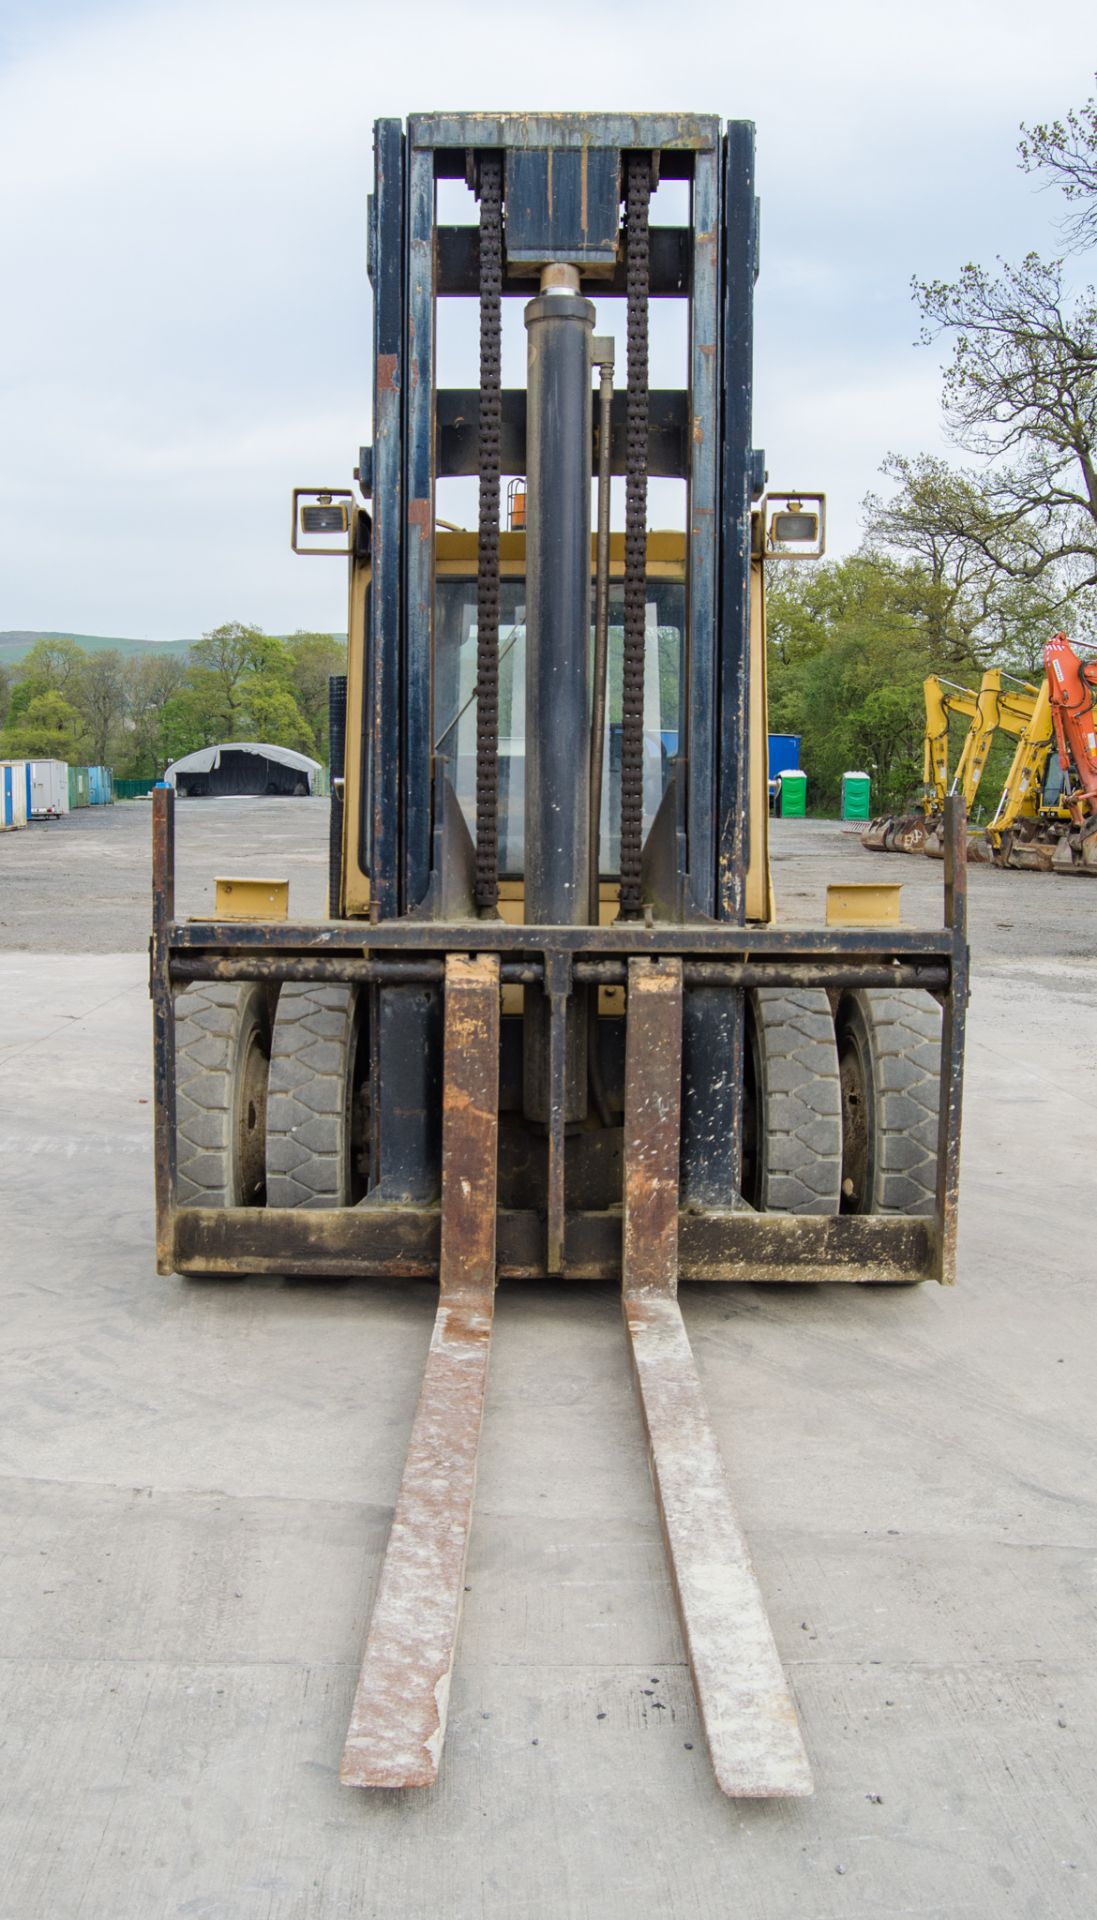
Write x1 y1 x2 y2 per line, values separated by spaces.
433 579 685 877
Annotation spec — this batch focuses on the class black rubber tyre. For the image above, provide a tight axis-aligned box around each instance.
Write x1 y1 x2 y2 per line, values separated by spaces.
835 990 942 1216
175 983 276 1207
265 984 369 1207
742 989 843 1213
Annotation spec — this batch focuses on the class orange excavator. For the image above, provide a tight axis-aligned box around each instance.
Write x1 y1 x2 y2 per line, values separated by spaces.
1046 631 1097 875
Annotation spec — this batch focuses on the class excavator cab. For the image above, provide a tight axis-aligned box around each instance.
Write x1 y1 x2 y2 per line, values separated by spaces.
151 113 968 1798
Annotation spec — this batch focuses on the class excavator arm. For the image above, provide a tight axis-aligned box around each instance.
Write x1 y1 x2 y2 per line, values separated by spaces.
924 675 976 810
985 683 1056 851
1046 631 1097 819
953 670 1041 812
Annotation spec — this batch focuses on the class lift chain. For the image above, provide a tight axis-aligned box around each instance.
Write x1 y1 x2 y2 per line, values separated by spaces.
619 155 651 918
474 153 503 913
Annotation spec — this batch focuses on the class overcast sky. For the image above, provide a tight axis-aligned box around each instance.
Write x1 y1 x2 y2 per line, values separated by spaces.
0 0 1092 639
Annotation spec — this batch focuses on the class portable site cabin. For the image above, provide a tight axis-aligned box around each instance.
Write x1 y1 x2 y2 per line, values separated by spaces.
25 761 70 818
68 766 91 809
1 761 29 830
88 765 114 805
162 743 322 798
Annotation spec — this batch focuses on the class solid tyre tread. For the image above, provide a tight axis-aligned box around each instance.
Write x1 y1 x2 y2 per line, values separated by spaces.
175 982 271 1207
265 983 361 1208
840 989 942 1216
748 988 843 1214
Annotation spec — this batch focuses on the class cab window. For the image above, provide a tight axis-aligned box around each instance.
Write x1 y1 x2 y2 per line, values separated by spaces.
434 579 684 878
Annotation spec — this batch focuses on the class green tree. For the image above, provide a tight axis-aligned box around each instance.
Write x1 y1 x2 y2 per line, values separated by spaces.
285 631 347 759
189 623 277 725
15 635 86 697
0 690 83 760
241 683 315 754
158 685 229 766
766 555 945 814
0 664 10 730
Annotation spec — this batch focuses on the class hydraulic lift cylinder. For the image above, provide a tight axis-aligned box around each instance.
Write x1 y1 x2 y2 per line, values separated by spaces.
523 270 595 925
523 267 595 1127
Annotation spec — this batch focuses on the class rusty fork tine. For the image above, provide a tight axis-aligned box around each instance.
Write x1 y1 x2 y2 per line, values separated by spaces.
622 959 813 1799
341 953 500 1790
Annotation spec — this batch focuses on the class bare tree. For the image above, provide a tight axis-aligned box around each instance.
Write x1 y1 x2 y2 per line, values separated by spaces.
124 651 189 772
78 650 127 765
863 452 1080 667
1020 89 1097 254
912 256 1097 603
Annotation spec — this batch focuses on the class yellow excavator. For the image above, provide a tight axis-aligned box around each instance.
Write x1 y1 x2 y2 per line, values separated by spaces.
863 669 1041 859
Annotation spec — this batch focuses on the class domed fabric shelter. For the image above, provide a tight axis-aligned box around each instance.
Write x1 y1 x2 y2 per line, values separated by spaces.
163 742 321 798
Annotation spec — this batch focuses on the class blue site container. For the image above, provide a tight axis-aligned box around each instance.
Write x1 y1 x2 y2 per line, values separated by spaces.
1 761 29 829
88 765 115 805
768 734 801 807
768 734 801 781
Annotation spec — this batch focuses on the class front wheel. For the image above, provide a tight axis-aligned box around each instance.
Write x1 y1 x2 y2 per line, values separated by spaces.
742 989 844 1213
175 982 277 1207
835 990 942 1216
265 983 369 1207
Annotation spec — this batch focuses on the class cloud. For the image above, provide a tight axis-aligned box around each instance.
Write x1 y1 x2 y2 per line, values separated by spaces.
0 0 1092 633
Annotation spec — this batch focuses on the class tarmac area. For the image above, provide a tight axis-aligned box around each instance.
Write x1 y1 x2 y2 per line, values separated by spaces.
1 797 1095 1919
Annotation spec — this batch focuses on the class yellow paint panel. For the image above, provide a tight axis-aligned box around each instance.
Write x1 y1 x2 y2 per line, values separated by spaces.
825 883 901 927
214 876 289 921
434 529 687 581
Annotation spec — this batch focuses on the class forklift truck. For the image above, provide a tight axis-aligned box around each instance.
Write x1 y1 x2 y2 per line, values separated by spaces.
151 113 967 1798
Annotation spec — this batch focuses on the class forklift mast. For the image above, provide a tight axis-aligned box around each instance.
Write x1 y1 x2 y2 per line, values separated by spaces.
354 114 763 918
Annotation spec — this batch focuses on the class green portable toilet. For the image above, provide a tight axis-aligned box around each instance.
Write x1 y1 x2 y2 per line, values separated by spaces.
841 771 871 821
779 769 807 818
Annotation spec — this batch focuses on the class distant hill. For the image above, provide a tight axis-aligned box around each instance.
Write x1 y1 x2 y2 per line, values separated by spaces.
0 631 346 667
0 631 195 665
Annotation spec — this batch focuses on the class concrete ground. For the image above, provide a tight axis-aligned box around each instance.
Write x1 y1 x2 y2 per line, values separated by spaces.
1 800 1095 1919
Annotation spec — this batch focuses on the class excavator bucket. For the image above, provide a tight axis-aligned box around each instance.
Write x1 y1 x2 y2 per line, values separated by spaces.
860 815 894 851
892 814 932 854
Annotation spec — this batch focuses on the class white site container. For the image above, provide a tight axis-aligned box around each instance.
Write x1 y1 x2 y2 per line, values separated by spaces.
26 760 70 818
0 761 29 829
